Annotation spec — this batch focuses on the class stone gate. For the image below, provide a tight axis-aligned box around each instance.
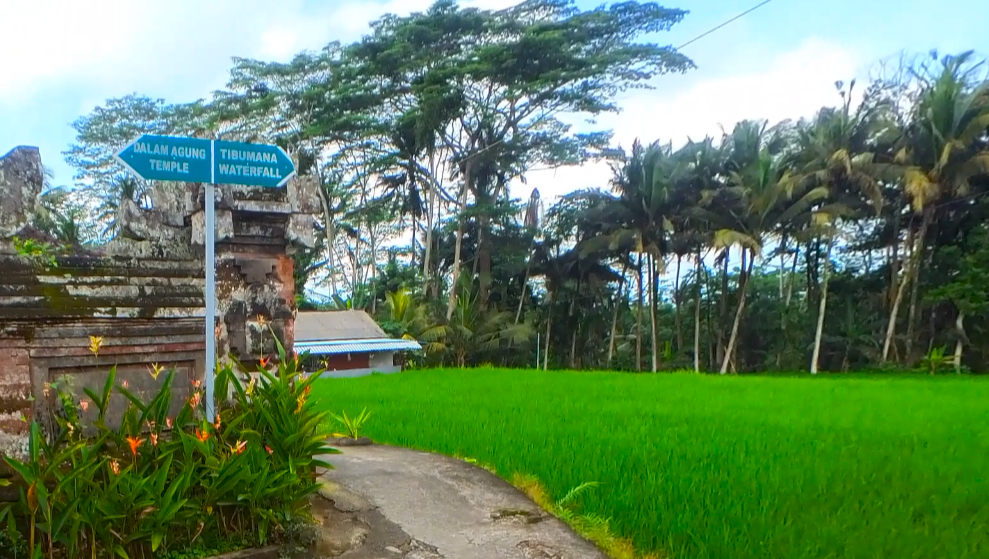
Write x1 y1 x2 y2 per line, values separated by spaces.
0 145 319 460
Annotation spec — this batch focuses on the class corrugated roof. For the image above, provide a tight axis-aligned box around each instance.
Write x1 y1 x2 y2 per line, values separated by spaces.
295 310 386 342
296 339 422 355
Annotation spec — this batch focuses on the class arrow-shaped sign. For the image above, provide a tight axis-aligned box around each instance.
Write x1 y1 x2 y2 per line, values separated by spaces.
213 140 296 188
114 134 213 183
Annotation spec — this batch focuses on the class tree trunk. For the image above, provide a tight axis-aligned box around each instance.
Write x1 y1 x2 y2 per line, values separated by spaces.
721 248 753 375
810 238 833 374
954 310 966 373
716 249 729 368
889 207 901 310
905 208 933 363
674 254 683 353
636 253 644 372
446 178 469 321
883 217 922 363
649 253 660 373
515 236 537 324
316 183 338 295
543 292 553 371
694 250 703 373
423 176 436 289
607 271 625 367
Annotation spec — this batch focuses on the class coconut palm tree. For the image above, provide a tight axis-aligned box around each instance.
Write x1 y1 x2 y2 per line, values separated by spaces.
883 50 989 363
692 120 829 374
788 80 889 373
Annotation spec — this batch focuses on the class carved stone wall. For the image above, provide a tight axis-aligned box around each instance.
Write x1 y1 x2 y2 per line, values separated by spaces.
0 145 319 463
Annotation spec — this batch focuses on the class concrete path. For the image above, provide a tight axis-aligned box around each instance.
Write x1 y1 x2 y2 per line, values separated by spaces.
316 445 608 559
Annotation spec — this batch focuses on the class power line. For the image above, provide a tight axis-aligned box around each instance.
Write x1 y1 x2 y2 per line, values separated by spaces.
676 0 775 51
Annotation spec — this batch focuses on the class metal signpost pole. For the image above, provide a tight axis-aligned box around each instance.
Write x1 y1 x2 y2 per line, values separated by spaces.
204 141 216 423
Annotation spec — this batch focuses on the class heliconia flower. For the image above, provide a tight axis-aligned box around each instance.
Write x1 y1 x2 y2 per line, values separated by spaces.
265 445 273 455
195 428 210 442
192 379 202 388
214 413 221 430
229 440 247 455
126 436 144 456
189 392 202 408
256 314 269 327
150 432 159 446
259 357 270 369
109 459 120 475
166 417 174 429
79 400 89 412
246 376 257 395
296 394 306 413
148 363 165 380
88 335 104 357
121 380 129 389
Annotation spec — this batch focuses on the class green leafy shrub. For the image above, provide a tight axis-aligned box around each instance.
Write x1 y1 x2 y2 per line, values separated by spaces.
0 335 336 559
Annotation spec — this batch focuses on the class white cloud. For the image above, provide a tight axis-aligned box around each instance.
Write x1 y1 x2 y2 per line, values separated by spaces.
0 0 519 106
515 37 865 202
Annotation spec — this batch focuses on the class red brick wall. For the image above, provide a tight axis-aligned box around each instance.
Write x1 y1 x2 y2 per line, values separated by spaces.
319 353 370 371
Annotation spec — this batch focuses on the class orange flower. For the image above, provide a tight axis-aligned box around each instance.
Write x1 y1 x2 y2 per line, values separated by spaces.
150 432 159 446
295 394 306 413
189 392 202 408
195 428 210 442
214 413 222 431
229 440 247 455
259 357 270 369
256 314 269 327
79 400 89 412
109 459 120 475
265 445 274 455
126 436 144 456
192 379 202 389
121 380 129 389
166 417 174 429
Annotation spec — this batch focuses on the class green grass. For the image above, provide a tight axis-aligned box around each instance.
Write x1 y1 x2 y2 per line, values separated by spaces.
312 368 989 559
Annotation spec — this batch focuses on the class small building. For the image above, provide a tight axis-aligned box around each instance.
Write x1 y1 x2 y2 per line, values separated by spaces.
293 310 421 377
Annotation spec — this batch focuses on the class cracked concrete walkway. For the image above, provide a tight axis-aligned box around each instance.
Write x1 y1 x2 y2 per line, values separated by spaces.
316 445 608 559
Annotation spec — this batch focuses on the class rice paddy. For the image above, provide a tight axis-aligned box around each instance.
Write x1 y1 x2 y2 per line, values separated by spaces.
311 368 989 559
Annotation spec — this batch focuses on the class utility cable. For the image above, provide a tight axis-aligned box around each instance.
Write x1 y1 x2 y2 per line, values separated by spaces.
676 0 775 51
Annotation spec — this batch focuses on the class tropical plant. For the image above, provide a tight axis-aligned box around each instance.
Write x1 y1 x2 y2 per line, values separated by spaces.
0 333 335 559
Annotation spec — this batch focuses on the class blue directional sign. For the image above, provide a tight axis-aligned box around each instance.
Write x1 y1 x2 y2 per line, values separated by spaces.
213 140 296 188
114 134 213 183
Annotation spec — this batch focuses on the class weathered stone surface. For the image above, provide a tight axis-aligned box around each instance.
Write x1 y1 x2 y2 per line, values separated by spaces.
0 144 319 464
0 147 43 239
319 445 610 559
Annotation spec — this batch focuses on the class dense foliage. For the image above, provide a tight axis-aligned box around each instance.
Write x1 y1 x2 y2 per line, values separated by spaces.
51 0 989 373
0 340 333 559
313 369 989 559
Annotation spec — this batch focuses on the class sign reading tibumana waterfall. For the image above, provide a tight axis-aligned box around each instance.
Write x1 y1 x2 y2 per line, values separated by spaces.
213 140 296 187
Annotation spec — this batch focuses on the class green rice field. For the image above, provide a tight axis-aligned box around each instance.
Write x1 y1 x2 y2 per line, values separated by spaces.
311 368 989 559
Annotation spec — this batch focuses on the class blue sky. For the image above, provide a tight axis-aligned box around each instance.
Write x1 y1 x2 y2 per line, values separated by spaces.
0 0 984 201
